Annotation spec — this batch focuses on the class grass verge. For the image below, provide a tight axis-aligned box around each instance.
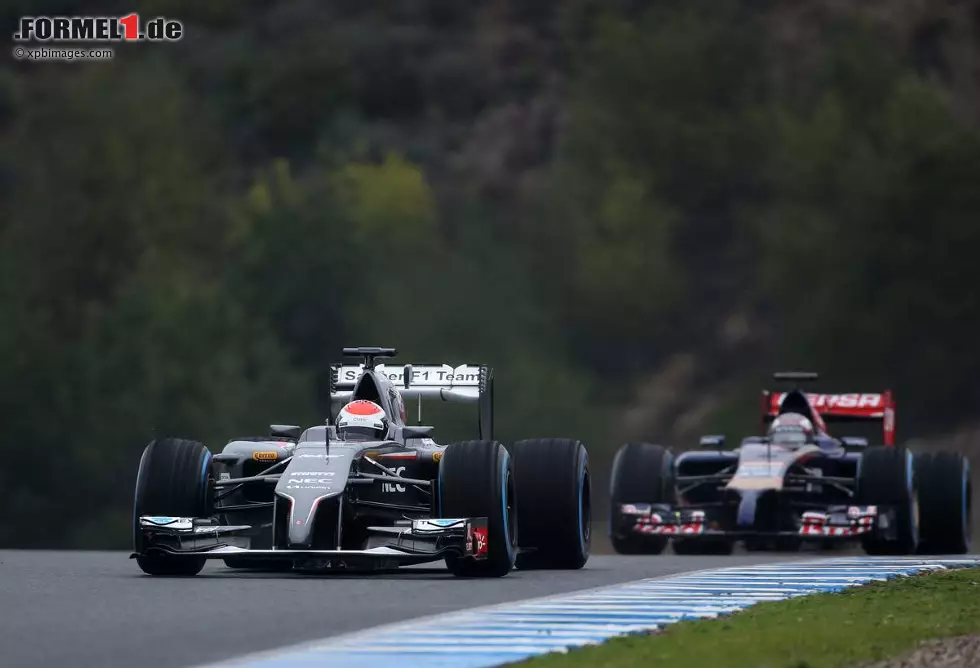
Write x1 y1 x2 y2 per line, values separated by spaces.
510 567 980 668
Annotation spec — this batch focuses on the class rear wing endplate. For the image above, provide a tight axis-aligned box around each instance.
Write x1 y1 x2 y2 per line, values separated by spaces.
761 390 896 446
330 363 495 440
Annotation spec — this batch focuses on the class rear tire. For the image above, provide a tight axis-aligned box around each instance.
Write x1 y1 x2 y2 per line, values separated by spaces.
133 438 212 576
510 438 591 570
857 446 919 555
439 441 517 577
609 443 674 555
917 451 971 554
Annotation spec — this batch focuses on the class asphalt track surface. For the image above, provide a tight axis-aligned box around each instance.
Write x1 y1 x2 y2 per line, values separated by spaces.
0 549 827 668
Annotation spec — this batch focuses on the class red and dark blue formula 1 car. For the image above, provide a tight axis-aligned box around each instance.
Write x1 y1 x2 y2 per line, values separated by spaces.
610 372 971 556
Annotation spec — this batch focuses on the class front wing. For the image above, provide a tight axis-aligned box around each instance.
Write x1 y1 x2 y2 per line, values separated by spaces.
615 503 888 540
133 516 489 570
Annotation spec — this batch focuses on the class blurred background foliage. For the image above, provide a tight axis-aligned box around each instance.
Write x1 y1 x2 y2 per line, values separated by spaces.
2 0 979 547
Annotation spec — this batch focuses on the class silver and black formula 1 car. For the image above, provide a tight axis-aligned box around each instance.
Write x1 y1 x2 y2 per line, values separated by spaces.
610 372 971 556
132 347 592 577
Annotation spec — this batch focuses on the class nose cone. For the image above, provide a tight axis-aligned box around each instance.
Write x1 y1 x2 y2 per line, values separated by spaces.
285 493 342 548
286 499 315 548
276 446 351 548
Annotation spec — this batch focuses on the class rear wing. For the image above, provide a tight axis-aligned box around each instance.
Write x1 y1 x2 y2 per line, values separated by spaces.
761 390 896 446
329 362 495 440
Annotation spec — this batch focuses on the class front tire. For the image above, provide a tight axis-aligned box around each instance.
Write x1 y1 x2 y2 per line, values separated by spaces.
439 440 517 577
857 446 919 555
917 451 971 554
133 438 212 576
510 438 591 570
609 443 675 555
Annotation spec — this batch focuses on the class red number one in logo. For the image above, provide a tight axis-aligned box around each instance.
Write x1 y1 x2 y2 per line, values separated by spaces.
120 14 139 40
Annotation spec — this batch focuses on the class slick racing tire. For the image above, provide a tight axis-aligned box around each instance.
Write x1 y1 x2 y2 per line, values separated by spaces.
857 446 919 555
133 438 212 576
916 451 971 554
609 443 675 555
509 438 591 570
439 440 517 577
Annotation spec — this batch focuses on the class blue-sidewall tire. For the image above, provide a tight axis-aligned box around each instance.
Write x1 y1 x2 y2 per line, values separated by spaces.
133 438 212 576
439 440 516 577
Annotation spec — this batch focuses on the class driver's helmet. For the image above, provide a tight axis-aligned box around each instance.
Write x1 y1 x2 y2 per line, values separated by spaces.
337 400 389 441
768 412 815 448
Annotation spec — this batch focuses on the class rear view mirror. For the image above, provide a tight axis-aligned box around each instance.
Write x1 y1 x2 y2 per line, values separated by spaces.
699 434 725 448
840 436 868 448
269 424 301 440
403 426 434 439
